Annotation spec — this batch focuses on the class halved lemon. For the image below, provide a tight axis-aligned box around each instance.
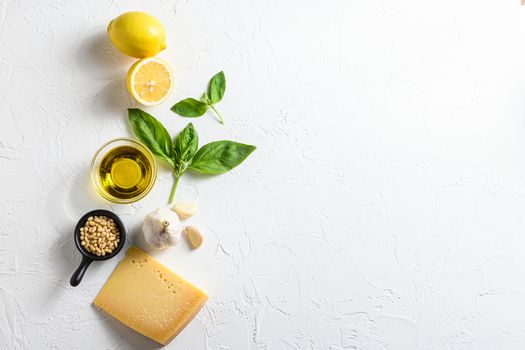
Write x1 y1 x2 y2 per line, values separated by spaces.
126 57 173 106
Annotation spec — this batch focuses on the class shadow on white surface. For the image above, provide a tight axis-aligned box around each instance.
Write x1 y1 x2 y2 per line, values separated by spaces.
42 226 76 307
77 30 135 119
66 166 110 217
129 224 148 252
92 78 134 116
92 304 163 350
76 30 133 79
45 168 110 292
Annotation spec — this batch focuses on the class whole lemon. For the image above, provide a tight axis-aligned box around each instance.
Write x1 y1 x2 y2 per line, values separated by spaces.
107 12 166 58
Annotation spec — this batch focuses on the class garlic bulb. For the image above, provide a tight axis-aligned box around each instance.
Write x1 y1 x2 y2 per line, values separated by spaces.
143 207 183 249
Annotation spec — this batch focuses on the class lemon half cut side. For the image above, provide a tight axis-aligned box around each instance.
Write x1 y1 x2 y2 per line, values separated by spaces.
126 57 173 106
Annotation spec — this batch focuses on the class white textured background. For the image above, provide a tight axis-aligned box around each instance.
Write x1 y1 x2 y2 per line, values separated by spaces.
3 0 525 349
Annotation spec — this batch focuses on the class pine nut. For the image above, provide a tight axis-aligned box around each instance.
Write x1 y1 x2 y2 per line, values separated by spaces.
81 215 121 255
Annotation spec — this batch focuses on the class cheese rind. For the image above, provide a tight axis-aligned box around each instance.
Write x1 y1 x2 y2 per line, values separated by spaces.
93 246 208 345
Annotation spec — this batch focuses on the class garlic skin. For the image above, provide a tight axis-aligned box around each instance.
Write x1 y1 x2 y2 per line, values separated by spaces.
143 207 183 249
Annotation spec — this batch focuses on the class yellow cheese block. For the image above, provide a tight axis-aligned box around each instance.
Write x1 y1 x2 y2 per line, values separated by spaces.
93 246 208 345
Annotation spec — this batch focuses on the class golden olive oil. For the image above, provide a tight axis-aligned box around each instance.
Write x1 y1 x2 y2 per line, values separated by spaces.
98 146 153 200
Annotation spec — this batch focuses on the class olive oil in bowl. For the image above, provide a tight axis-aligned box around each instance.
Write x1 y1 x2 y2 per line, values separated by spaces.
99 145 153 199
91 139 157 203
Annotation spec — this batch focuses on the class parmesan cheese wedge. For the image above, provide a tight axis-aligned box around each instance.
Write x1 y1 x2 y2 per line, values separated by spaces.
93 246 207 345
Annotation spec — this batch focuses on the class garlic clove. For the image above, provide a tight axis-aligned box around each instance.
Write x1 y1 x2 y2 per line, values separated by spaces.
173 201 198 219
185 226 203 249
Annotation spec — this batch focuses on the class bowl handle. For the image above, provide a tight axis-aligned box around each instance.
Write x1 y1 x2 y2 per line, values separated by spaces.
70 256 93 287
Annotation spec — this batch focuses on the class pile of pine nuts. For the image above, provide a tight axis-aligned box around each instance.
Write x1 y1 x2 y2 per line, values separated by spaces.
79 215 120 256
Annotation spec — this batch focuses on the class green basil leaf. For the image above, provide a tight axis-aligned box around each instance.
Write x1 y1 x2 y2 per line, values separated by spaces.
207 71 226 104
173 123 199 163
128 108 174 165
171 98 208 117
190 140 256 175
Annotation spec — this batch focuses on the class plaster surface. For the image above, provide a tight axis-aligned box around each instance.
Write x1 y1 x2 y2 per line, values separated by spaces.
2 1 525 349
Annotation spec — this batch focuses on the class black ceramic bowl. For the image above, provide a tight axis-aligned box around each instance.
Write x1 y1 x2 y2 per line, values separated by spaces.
70 209 126 287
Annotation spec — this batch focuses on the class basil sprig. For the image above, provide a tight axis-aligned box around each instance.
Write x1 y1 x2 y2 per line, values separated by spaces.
128 108 256 203
171 71 227 124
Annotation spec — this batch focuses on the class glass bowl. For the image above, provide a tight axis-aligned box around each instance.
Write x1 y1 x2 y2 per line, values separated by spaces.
90 138 157 204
